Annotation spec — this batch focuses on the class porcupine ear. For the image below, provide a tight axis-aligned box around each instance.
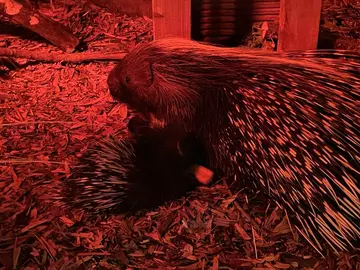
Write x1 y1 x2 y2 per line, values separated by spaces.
148 61 155 85
136 61 155 87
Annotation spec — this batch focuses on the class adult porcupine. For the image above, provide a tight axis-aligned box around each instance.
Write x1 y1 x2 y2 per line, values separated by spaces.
63 122 211 216
107 38 360 255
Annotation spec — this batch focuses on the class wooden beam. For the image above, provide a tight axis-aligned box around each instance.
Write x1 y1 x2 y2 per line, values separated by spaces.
277 0 322 52
152 0 191 40
89 0 152 17
0 0 79 52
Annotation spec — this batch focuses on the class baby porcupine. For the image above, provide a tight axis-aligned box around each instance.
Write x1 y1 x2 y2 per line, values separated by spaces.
107 38 360 255
63 120 211 216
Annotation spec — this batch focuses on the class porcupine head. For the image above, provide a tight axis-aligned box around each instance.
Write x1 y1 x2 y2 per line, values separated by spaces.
107 38 238 168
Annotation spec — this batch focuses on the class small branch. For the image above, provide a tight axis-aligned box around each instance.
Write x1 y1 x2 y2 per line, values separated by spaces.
0 48 126 63
0 121 79 127
0 0 80 52
0 159 66 165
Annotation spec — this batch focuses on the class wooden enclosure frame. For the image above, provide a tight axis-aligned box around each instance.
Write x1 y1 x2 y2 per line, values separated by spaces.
152 0 191 40
152 0 323 51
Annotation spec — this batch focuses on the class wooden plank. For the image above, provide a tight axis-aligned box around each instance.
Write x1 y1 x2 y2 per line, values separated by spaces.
201 22 236 30
200 14 278 23
0 0 79 52
89 0 152 17
200 2 280 10
277 0 322 52
152 0 191 40
200 8 279 16
201 0 279 3
201 29 236 36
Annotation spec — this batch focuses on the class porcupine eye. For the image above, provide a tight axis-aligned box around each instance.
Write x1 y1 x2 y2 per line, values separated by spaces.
119 61 156 110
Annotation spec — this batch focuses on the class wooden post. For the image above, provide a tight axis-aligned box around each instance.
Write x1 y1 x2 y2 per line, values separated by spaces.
277 0 322 52
152 0 191 40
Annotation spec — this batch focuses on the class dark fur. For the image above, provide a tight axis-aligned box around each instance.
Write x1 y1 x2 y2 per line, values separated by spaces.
107 38 360 255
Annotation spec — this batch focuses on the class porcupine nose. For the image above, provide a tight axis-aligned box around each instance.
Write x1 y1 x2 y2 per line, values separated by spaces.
107 63 123 101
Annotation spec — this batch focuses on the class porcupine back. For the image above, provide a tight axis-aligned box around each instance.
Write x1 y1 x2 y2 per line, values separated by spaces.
107 38 360 255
